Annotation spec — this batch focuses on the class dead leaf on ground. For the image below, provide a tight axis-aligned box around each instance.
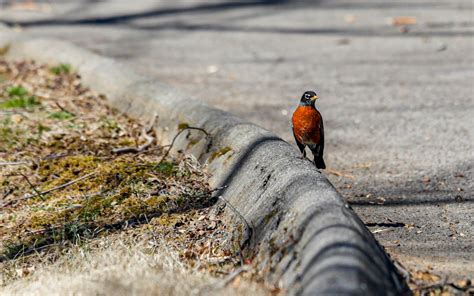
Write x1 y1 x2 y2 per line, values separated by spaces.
454 279 471 289
412 270 441 282
325 168 355 179
390 16 417 26
344 14 356 23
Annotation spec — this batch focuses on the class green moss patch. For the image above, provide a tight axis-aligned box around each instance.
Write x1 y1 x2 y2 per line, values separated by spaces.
210 146 232 161
0 60 218 264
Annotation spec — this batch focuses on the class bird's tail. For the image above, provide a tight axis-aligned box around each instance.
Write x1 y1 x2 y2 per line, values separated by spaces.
314 155 326 169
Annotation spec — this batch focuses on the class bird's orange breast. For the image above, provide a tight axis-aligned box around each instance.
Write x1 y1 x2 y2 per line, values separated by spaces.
292 106 322 145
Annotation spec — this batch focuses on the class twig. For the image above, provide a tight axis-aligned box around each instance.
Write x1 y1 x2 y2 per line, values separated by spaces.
0 161 30 166
39 172 96 196
55 101 75 116
325 168 355 179
43 153 69 160
23 171 96 199
112 114 158 154
154 126 210 168
393 260 411 283
217 196 253 253
112 133 155 154
19 173 45 200
2 187 14 199
216 265 251 288
0 188 15 207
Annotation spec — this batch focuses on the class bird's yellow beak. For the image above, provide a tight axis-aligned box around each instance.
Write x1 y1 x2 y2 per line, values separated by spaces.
310 95 318 101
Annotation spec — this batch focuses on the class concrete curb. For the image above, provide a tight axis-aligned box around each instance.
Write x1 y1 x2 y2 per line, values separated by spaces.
1 33 409 295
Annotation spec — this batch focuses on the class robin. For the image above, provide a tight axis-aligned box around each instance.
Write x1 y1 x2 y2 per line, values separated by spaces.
291 91 326 169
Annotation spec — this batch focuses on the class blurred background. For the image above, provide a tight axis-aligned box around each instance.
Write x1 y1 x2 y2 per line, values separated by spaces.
1 0 473 282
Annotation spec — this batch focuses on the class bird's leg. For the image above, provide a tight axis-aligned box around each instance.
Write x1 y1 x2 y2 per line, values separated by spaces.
300 149 306 159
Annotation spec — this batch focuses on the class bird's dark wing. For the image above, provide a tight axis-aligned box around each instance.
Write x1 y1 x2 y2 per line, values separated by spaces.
309 117 326 169
292 127 306 155
318 117 324 157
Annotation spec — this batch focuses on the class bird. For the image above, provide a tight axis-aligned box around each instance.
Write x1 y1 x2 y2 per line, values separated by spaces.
291 90 326 169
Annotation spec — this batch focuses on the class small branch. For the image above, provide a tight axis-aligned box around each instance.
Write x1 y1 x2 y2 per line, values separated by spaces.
155 126 209 168
43 153 69 161
55 102 75 116
2 187 14 199
217 196 253 252
393 260 411 283
112 133 154 154
0 188 15 207
23 172 96 199
40 172 96 196
19 173 45 201
0 161 30 166
112 114 158 154
216 265 251 288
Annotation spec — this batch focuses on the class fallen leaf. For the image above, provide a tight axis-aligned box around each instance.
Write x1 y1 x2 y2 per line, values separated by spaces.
344 14 356 23
325 168 355 179
391 16 417 26
412 270 441 282
454 279 471 288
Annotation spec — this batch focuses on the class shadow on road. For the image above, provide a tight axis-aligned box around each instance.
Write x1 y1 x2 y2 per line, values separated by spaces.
2 0 293 26
3 0 471 38
131 22 473 38
347 163 474 207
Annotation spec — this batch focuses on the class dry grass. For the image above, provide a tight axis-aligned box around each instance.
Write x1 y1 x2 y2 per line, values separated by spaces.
0 60 274 295
1 231 269 296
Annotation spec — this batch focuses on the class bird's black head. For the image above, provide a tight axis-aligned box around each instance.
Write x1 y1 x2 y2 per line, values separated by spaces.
300 91 318 106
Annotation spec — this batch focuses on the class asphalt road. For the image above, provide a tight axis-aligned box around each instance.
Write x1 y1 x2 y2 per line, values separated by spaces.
1 0 473 280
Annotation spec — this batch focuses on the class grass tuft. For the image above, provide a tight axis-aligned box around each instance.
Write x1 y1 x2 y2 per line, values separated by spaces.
1 86 40 109
0 96 40 109
7 85 28 97
50 63 72 75
155 161 175 175
48 111 74 120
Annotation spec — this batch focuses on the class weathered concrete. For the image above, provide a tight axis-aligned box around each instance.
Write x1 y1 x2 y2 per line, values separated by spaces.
1 34 408 295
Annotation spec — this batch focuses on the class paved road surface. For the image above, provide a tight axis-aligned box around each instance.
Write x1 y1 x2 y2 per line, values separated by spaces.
1 0 473 279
